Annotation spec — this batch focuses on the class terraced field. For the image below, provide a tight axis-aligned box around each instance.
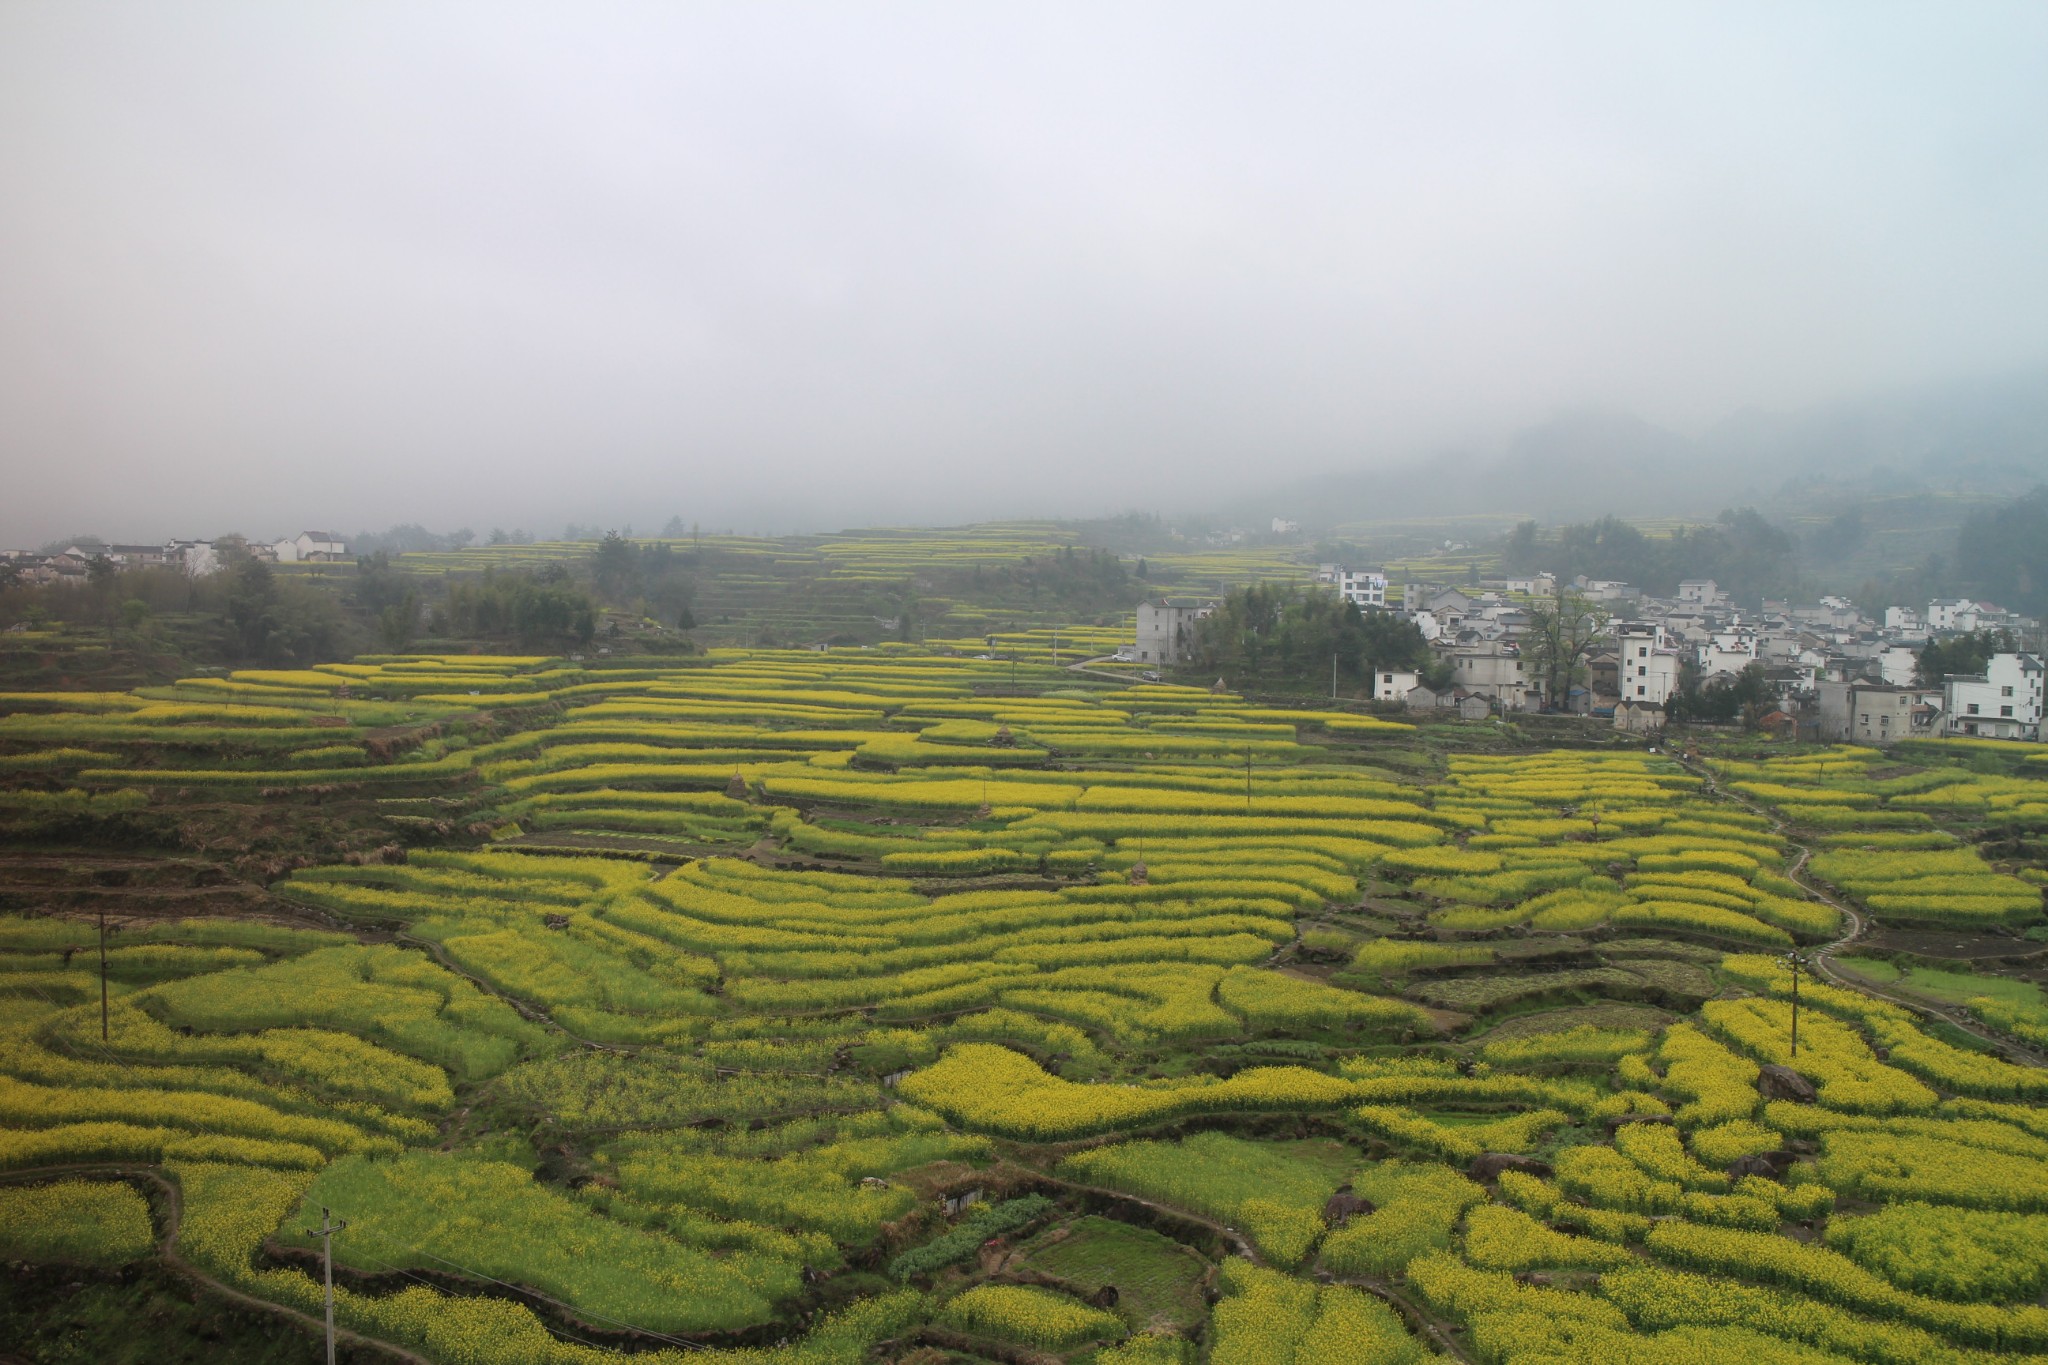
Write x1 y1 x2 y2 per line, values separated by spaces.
2 653 2046 1364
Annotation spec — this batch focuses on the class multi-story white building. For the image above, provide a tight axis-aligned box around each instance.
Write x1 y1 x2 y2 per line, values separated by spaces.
1336 569 1388 610
1678 579 1720 606
1946 653 2045 740
1373 669 1419 702
1928 598 1980 632
1443 644 1543 710
1696 626 1759 679
1574 577 1637 603
1884 606 1926 634
1488 573 1558 597
1851 687 1941 744
1133 599 1211 668
1613 622 1685 705
273 531 349 564
1875 645 1920 688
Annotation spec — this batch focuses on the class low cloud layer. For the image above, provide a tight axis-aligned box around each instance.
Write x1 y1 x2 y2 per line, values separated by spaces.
3 2 2045 543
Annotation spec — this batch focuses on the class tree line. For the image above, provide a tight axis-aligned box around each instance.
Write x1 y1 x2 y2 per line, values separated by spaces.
1500 508 1796 602
1183 584 1435 694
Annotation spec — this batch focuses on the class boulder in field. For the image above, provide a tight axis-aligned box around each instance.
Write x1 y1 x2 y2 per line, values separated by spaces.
1469 1152 1554 1183
1758 1064 1817 1104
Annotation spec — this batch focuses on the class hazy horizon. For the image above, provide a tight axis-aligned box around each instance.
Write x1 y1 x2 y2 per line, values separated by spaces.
4 2 2047 546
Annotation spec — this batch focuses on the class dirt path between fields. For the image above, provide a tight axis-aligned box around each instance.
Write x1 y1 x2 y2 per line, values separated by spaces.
1330 1275 1475 1364
0 1163 430 1365
1681 755 2048 1067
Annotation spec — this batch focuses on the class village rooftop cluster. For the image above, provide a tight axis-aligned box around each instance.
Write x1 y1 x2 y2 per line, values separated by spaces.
0 531 349 584
1137 567 2046 744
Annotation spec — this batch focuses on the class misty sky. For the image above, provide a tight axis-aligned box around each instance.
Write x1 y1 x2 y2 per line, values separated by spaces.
3 2 2046 545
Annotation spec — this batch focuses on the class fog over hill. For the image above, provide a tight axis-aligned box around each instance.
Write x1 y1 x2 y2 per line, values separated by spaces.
3 4 2047 546
1255 371 2048 530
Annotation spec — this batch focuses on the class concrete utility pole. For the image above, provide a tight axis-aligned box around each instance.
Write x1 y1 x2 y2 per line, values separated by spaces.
304 1206 348 1365
1331 652 1338 700
1783 949 1810 1056
1245 748 1253 813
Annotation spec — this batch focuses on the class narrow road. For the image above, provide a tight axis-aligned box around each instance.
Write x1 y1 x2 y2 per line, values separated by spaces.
1682 755 2048 1067
1064 655 1140 685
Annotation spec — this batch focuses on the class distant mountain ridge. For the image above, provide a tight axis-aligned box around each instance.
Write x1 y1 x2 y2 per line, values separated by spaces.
1253 370 2048 528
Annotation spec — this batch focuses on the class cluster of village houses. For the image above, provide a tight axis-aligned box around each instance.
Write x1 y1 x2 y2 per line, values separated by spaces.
1136 570 2046 744
1 532 350 584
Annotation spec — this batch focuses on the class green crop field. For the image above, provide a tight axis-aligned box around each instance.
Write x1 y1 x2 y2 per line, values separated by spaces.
2 649 2046 1363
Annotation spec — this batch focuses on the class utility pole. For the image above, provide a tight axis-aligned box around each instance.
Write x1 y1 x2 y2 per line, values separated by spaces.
1052 626 1059 668
1245 748 1253 813
1331 652 1338 700
1783 949 1810 1057
304 1206 347 1365
98 910 109 1042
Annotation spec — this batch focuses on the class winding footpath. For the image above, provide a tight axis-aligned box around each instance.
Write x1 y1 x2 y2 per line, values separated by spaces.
0 1163 432 1365
1681 754 2048 1068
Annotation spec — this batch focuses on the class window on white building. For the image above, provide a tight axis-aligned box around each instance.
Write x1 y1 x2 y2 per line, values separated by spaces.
2002 686 2014 697
2002 706 2014 717
1967 703 1980 715
1636 685 1645 696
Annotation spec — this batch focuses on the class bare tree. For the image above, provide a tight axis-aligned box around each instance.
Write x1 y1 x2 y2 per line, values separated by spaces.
1525 583 1608 711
